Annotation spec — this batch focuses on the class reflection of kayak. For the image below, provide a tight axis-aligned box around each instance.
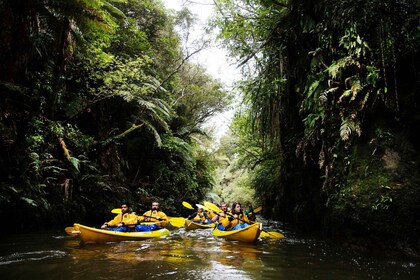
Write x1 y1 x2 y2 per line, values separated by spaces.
184 219 215 230
212 222 262 243
74 223 170 243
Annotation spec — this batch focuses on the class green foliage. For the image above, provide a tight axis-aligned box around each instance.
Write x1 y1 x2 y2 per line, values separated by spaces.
0 0 232 229
211 123 258 206
212 0 420 247
168 62 232 138
336 163 393 213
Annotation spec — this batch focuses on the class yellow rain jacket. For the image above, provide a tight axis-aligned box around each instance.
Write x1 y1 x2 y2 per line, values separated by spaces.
213 211 227 224
192 212 207 222
104 212 138 228
221 212 250 230
206 210 215 220
138 210 168 227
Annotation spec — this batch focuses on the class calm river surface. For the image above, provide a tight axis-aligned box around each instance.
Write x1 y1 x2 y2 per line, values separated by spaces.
0 222 418 280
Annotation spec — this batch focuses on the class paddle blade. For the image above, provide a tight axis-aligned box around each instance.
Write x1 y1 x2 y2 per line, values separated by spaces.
254 206 262 214
260 231 285 239
203 201 222 214
195 204 209 211
111 208 121 214
169 217 186 227
182 201 194 210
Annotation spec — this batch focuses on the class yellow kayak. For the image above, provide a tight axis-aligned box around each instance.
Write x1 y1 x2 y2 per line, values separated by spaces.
65 226 80 237
184 219 215 230
212 222 262 243
74 223 170 244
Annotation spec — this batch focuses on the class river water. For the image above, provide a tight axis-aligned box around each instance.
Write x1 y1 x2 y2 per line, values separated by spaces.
0 222 418 280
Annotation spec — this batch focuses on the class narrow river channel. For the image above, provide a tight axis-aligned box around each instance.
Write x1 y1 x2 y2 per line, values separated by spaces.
0 222 418 279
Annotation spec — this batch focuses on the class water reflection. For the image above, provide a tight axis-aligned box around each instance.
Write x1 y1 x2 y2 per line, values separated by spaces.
0 250 67 266
0 225 418 279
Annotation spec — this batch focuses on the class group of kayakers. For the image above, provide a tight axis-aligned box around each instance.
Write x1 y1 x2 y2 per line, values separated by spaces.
210 202 257 231
186 201 258 231
102 201 259 233
101 201 168 232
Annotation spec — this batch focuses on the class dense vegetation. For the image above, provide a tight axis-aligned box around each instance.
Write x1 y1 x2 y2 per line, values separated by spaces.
211 0 420 254
0 0 231 229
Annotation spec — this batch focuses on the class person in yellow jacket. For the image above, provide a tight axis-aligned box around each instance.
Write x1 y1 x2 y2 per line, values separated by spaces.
187 207 210 224
211 202 229 230
136 201 168 231
205 209 215 223
101 202 137 232
221 202 250 231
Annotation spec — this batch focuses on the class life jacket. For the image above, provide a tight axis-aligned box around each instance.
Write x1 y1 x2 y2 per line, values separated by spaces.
138 210 169 227
192 212 207 222
214 211 227 224
206 211 215 220
105 212 137 228
223 212 250 230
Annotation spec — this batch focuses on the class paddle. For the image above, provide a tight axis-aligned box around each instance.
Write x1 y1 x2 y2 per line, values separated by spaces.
110 209 185 227
111 208 122 214
254 206 262 214
203 201 284 239
181 201 209 213
182 201 211 212
182 201 194 210
195 203 209 211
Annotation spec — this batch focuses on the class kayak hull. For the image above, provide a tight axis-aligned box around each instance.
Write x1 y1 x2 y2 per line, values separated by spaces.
212 222 262 243
184 219 215 230
74 223 170 243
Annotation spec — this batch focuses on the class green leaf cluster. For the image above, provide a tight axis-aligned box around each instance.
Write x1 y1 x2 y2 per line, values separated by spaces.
0 0 231 228
212 0 420 245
